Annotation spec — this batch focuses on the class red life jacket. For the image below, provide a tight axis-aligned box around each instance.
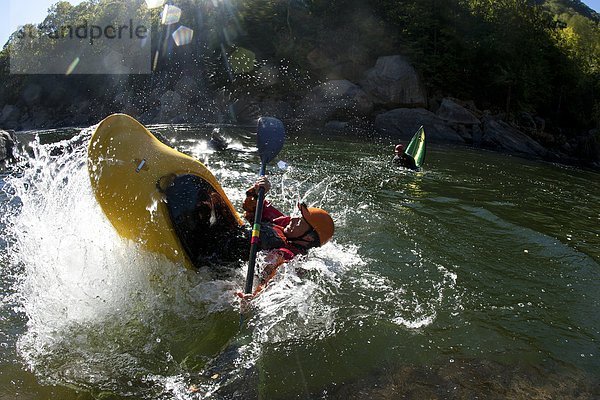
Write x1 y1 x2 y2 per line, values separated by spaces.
243 188 305 261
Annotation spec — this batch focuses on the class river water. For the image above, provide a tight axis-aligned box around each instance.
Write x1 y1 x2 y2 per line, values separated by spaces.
0 124 598 399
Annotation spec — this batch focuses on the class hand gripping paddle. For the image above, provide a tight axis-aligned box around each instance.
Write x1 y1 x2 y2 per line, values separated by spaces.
243 117 285 295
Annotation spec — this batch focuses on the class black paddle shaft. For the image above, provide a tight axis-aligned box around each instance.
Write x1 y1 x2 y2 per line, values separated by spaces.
244 182 266 294
243 118 285 295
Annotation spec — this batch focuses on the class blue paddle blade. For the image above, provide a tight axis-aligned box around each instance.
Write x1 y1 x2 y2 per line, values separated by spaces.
257 117 285 165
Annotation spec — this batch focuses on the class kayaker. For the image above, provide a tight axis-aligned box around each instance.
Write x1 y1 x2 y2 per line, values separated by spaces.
392 143 417 170
208 128 228 151
237 176 334 299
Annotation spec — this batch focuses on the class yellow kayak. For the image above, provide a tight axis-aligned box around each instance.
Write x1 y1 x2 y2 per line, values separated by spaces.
87 114 245 269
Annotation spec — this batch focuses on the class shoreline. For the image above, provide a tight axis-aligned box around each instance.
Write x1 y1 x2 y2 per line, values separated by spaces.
2 112 599 173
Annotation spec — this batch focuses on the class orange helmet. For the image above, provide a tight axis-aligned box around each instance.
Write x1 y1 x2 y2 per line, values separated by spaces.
299 203 334 246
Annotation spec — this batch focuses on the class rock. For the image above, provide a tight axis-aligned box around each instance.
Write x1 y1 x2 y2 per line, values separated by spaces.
472 124 483 146
230 97 261 124
0 129 17 166
436 98 480 125
374 108 465 143
256 100 293 121
516 112 536 132
481 116 547 157
301 80 372 121
455 124 472 143
361 55 426 107
324 120 349 131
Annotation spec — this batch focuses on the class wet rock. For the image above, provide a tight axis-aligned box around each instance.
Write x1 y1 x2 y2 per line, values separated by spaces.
361 55 426 107
0 129 17 166
436 98 480 125
481 115 547 157
301 80 372 121
374 108 465 143
472 124 484 146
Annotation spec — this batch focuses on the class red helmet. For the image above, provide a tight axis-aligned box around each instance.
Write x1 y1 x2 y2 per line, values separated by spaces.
395 144 404 153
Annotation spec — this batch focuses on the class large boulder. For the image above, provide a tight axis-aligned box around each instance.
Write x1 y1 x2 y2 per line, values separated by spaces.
300 80 372 121
374 108 465 143
480 116 548 157
256 100 294 121
436 98 480 125
361 55 426 107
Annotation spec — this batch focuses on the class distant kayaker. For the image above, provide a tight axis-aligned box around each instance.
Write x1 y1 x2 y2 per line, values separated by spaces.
208 128 228 151
237 176 334 299
392 143 418 170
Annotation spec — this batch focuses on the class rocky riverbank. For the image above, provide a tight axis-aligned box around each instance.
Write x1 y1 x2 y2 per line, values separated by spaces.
1 55 598 170
290 55 599 169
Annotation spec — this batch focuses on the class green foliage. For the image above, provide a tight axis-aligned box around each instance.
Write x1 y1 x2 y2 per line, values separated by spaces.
367 0 599 130
0 0 598 133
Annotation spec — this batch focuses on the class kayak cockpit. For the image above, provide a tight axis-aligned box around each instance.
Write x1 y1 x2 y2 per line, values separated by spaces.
163 174 247 268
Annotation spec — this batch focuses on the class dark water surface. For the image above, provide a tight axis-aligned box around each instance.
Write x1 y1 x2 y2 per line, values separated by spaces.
0 125 598 399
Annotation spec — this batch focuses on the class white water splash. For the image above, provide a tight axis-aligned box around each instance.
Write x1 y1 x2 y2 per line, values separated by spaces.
0 128 370 399
0 129 244 395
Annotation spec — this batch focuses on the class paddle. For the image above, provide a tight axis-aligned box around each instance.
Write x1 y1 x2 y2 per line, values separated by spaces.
243 117 285 295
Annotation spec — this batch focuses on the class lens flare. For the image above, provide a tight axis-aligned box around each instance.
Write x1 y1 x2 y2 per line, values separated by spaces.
161 4 182 25
145 0 165 8
65 57 80 75
172 26 194 46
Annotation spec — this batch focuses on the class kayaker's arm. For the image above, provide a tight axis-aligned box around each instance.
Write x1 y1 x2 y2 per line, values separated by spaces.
242 177 285 222
236 248 292 301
